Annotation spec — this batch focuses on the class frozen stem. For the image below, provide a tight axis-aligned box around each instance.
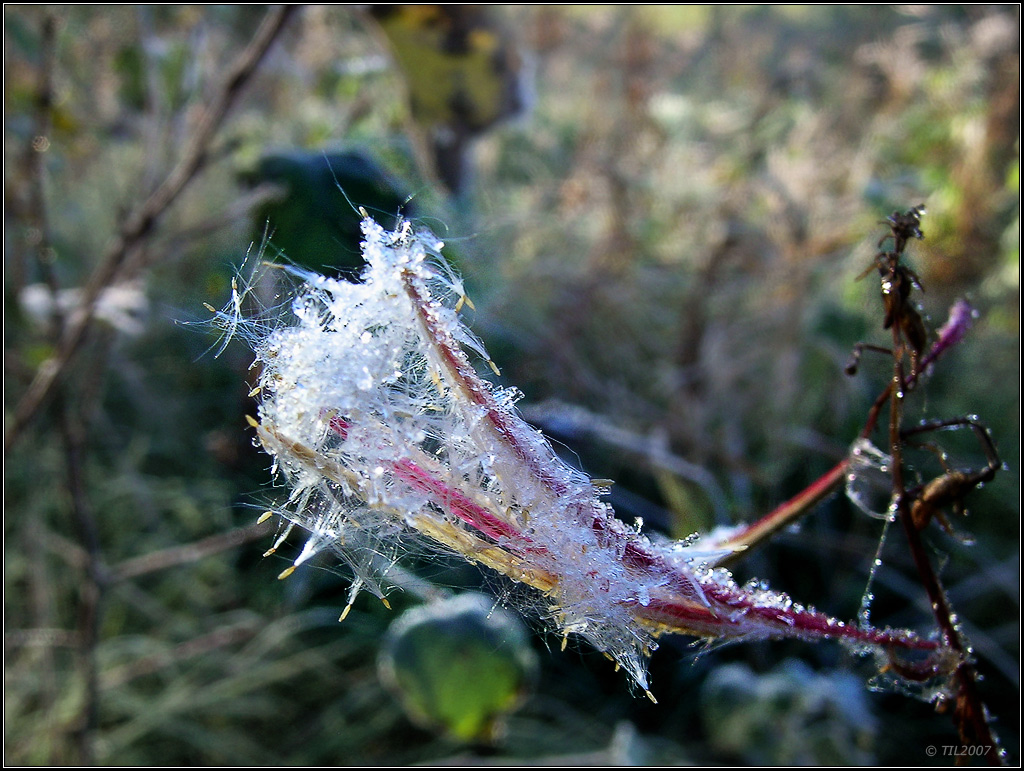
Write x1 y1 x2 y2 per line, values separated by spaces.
232 215 951 695
862 207 1004 763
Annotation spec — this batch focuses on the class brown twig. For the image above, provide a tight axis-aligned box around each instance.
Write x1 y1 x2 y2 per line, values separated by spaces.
714 212 1007 762
716 292 982 559
110 520 274 584
889 385 1003 761
11 16 65 756
4 5 298 456
875 212 1004 764
100 621 261 690
56 395 103 765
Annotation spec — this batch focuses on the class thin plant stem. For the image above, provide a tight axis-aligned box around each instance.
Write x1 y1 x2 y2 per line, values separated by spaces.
56 395 103 765
716 459 849 562
715 311 975 560
109 520 275 584
888 326 1003 763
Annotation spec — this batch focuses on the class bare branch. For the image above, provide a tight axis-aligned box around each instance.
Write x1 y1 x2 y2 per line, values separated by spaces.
110 520 274 584
4 5 298 455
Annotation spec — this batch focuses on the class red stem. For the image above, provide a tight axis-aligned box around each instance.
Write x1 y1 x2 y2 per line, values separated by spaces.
391 457 535 549
400 267 941 655
635 590 939 651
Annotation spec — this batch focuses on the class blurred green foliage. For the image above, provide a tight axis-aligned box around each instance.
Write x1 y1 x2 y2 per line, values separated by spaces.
378 593 537 743
4 5 1018 766
241 148 414 276
701 660 878 765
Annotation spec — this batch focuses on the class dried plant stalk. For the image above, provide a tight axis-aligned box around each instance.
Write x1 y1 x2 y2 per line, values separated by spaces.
223 215 949 698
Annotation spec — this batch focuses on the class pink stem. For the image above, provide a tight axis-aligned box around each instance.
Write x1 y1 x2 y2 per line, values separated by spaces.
325 411 539 551
391 457 537 549
640 587 938 651
401 268 941 655
394 443 936 653
715 460 850 558
402 273 577 497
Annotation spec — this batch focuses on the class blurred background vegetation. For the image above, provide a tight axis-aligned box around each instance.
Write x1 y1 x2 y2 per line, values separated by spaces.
4 5 1018 765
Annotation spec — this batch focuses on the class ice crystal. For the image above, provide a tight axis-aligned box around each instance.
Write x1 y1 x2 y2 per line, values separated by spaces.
222 215 947 694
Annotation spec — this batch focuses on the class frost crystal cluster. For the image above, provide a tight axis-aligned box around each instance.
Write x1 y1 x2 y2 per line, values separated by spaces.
233 216 940 695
